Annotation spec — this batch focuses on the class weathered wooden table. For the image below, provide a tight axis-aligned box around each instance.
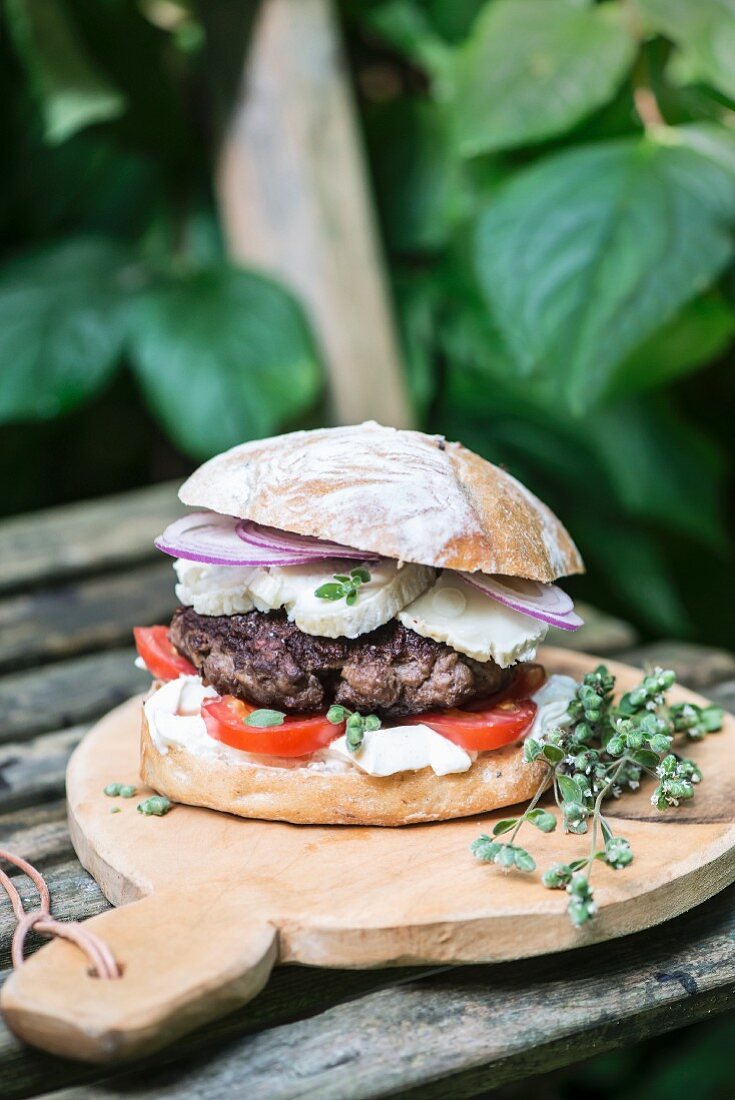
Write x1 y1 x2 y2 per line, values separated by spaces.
1 483 734 1099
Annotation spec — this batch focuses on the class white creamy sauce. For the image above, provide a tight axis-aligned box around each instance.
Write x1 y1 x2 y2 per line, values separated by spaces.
145 673 577 778
525 674 578 740
144 676 352 773
144 676 220 758
398 572 547 667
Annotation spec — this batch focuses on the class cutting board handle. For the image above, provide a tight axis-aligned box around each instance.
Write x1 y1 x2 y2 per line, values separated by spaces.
0 887 278 1062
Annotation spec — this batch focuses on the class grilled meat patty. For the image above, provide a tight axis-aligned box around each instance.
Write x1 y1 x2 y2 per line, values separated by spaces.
170 606 510 718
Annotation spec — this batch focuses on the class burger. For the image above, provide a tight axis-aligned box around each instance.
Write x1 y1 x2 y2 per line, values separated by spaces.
134 421 585 826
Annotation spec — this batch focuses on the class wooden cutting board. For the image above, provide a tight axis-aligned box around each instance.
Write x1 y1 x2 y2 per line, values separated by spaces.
3 648 735 1063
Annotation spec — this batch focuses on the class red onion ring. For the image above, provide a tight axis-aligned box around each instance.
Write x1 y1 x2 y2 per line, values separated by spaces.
235 519 379 561
155 512 378 567
460 572 583 631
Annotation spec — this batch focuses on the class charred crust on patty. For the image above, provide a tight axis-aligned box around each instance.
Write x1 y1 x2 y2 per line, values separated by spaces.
169 606 511 718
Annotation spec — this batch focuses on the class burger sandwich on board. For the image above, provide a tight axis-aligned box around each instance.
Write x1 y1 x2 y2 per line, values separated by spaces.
134 422 585 826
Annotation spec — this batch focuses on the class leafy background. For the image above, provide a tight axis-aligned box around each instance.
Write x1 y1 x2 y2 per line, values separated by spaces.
2 1 735 1093
3 0 734 651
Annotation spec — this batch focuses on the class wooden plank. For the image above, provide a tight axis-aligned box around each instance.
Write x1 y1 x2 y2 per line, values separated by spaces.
0 482 181 595
616 640 735 690
0 650 146 742
8 654 735 1064
0 965 444 1100
30 883 735 1100
0 801 72 870
0 562 177 673
217 0 413 427
0 860 110 970
0 726 87 812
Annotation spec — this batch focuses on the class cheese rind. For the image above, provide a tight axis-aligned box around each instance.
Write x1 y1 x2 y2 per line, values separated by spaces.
398 572 547 666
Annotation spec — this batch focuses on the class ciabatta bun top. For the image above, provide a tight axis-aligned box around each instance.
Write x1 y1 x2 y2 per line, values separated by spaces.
179 422 583 582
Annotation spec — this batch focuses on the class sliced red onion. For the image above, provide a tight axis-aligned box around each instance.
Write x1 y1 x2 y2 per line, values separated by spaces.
236 519 379 562
461 571 583 631
155 512 378 567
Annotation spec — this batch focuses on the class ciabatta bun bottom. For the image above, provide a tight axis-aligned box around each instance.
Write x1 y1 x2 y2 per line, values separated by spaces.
140 716 547 827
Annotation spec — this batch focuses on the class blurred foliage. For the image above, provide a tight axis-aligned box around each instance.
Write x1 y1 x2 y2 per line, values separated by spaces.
1 0 734 648
0 0 323 472
350 0 735 645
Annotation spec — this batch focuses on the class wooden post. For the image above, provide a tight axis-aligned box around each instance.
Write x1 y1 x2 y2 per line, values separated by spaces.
216 0 414 428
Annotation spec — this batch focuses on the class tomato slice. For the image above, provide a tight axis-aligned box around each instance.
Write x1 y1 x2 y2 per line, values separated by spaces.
134 625 196 681
404 697 537 752
202 695 343 757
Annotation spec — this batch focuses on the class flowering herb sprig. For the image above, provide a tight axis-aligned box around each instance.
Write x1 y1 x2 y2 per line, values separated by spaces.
471 665 724 927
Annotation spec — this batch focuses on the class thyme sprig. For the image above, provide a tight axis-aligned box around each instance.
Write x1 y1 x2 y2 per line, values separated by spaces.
472 665 724 927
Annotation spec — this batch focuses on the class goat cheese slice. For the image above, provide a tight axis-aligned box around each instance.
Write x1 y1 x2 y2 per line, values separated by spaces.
398 571 548 667
248 559 435 638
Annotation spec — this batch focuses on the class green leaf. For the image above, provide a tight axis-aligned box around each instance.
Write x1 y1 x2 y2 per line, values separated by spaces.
366 99 471 254
7 0 126 144
612 292 735 397
585 395 728 551
129 266 323 459
557 774 584 805
497 845 517 868
244 709 286 728
634 0 735 101
527 808 557 833
633 749 661 769
512 847 537 873
315 583 346 601
452 0 635 156
524 738 543 763
470 835 501 862
492 818 518 836
366 1 452 83
424 0 487 43
0 237 132 422
542 743 565 764
474 132 735 410
137 795 173 816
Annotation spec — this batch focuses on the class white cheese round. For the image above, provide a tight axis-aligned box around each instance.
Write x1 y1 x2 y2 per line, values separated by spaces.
398 571 548 666
248 559 435 638
326 725 476 776
174 559 257 616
